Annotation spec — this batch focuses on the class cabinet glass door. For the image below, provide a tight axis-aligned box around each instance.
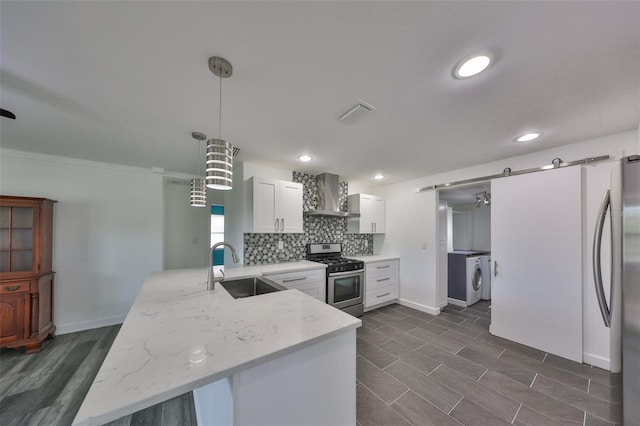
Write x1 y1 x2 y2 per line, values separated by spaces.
0 206 34 273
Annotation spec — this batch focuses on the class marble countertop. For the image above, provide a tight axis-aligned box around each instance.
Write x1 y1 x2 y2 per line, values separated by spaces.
73 261 359 426
351 255 400 263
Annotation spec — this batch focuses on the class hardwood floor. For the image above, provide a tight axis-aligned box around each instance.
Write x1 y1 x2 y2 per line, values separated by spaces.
0 326 197 426
1 301 622 425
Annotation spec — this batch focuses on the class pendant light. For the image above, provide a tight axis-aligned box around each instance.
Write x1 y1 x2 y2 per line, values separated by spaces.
206 56 234 190
190 131 207 207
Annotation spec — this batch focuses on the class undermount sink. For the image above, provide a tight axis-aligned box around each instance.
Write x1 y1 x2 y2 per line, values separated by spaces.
220 276 286 299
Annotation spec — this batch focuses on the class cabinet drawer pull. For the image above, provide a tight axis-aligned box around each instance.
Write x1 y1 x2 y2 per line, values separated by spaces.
283 277 307 283
376 277 391 282
4 285 21 291
376 265 390 269
376 292 391 298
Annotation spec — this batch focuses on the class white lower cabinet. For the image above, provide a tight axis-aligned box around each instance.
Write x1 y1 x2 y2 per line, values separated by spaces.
364 259 399 310
264 268 326 302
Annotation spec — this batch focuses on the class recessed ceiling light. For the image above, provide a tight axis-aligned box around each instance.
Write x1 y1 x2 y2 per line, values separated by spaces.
515 132 542 142
374 174 385 180
297 154 313 162
453 55 491 79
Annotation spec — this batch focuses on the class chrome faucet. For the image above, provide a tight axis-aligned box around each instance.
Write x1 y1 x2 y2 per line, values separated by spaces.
207 242 241 290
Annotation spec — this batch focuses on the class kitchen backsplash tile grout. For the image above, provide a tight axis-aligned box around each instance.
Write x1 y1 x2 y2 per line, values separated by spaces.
243 171 373 265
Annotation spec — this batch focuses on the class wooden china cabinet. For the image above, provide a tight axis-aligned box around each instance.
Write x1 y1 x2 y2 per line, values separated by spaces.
0 196 56 354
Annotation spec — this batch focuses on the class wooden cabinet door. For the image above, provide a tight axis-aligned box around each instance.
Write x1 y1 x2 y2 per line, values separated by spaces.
0 293 27 344
359 195 374 233
251 177 278 233
279 181 303 233
371 196 385 233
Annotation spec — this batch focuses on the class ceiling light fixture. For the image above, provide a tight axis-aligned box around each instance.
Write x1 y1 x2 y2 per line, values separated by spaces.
475 191 491 208
190 132 207 207
515 132 542 142
374 174 385 180
298 154 313 162
206 56 234 191
453 54 491 79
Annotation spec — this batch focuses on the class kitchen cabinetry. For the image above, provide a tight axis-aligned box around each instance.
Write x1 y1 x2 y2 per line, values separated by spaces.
347 194 385 234
364 259 398 309
264 268 326 302
0 196 56 354
246 177 303 233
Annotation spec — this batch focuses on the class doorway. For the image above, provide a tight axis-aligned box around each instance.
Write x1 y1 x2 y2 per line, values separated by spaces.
438 183 492 311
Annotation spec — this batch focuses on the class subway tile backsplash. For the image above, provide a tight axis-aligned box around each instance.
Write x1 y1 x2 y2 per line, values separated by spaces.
243 171 373 265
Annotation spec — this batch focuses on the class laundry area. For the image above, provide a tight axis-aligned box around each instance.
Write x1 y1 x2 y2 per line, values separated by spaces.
439 183 492 308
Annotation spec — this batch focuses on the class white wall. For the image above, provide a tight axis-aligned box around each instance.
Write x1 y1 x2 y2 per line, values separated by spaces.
380 130 638 316
451 210 471 250
0 149 164 334
243 161 291 181
382 183 438 313
163 178 210 270
450 204 491 251
472 206 491 251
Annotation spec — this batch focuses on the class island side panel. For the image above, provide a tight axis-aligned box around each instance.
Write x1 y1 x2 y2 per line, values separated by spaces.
193 377 233 426
235 329 356 426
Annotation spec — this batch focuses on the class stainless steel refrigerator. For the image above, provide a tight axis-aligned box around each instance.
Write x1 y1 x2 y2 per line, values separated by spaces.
593 154 639 425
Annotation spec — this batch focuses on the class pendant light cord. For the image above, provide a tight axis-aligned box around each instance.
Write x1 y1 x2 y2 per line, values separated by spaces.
197 139 202 177
218 75 222 140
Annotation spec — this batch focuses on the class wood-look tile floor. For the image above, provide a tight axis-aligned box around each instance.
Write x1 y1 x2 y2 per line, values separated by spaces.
0 301 622 426
356 302 622 426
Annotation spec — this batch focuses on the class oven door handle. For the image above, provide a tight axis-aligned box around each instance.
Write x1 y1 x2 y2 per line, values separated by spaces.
328 270 364 277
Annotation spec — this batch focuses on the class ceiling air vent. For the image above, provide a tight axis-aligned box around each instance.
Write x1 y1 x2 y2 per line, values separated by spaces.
338 100 376 124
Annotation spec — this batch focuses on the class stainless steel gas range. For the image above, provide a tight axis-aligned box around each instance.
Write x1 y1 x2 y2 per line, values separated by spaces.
306 243 365 317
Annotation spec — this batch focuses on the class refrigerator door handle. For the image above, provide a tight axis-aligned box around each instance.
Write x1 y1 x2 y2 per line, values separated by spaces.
593 189 611 328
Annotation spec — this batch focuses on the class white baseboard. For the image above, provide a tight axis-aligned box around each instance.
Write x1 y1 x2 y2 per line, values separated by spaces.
447 298 467 308
56 315 126 335
583 352 611 371
438 300 448 309
398 299 440 315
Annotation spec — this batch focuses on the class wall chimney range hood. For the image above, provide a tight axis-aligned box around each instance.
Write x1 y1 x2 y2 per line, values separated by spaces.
303 173 360 218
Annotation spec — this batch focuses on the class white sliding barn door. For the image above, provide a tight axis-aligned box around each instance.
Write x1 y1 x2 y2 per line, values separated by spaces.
491 166 583 362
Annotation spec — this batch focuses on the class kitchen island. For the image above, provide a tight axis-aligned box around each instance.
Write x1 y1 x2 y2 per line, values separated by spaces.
73 261 361 425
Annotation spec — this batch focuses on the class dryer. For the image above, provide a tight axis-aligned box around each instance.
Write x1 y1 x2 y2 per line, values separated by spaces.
479 255 491 300
466 256 483 306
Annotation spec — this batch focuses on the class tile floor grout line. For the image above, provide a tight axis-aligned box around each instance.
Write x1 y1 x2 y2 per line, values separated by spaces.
389 401 421 426
388 388 411 406
476 368 489 382
583 410 587 426
454 345 466 355
358 382 395 408
511 403 523 424
382 359 402 371
426 362 444 376
587 379 591 394
447 396 464 415
530 373 538 388
542 352 549 363
497 348 506 359
427 363 443 376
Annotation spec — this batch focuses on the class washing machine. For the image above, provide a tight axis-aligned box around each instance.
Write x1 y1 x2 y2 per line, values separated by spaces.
466 256 483 306
479 255 491 300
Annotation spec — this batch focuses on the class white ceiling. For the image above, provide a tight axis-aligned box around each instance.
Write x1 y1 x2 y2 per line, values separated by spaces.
1 1 638 186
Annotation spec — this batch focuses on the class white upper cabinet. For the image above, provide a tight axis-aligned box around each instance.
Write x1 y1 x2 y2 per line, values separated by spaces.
347 194 385 234
247 177 303 233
